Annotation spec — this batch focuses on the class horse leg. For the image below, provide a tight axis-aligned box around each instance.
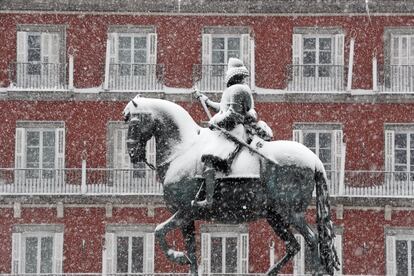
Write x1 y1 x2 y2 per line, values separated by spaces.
266 209 300 276
181 220 198 276
291 213 323 276
155 211 191 265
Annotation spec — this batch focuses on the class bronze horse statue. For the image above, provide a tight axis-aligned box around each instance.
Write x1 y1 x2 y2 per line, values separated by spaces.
123 96 339 276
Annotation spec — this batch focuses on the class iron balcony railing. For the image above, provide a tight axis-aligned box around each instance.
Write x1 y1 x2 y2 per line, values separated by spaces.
0 167 161 195
378 65 414 92
192 64 252 92
9 62 68 90
286 64 345 92
106 63 164 91
2 168 414 198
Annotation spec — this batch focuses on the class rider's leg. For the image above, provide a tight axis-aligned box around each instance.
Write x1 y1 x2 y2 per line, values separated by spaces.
192 159 215 208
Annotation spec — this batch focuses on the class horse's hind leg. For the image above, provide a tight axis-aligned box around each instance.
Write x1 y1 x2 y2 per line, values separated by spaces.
291 213 323 276
155 211 191 265
266 209 300 276
181 220 198 276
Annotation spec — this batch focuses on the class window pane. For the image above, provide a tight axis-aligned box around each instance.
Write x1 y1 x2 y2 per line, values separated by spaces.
40 236 53 273
134 50 147 64
395 133 407 148
27 148 40 164
319 149 331 164
228 37 240 51
303 38 316 50
319 52 332 64
28 35 41 49
119 37 131 49
210 237 223 273
212 38 225 50
225 237 238 273
28 49 41 62
131 237 144 273
319 38 332 51
212 51 225 64
303 51 316 64
27 132 40 146
25 237 38 273
396 240 408 276
319 133 332 148
116 236 129 273
228 50 240 59
134 37 147 49
395 149 407 164
119 49 131 63
43 131 55 147
303 133 316 148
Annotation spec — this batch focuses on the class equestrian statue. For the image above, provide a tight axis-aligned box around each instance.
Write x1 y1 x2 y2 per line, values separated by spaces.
123 58 340 276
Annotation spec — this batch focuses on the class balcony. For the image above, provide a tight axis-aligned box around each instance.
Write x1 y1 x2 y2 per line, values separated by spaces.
193 64 252 93
0 167 161 195
286 64 345 92
378 65 414 92
9 62 69 90
1 168 414 198
104 63 164 92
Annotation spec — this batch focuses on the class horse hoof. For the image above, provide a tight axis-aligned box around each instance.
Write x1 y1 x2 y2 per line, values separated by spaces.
167 249 191 265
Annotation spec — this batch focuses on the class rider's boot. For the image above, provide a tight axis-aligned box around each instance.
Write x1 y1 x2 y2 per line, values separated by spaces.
192 165 215 210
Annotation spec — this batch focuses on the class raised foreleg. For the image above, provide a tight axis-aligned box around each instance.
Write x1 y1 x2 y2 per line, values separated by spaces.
266 209 300 276
155 211 191 265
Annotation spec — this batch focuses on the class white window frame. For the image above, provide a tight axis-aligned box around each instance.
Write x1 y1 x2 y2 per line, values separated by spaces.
12 225 64 275
386 228 414 275
15 122 65 186
294 232 342 275
103 225 155 275
391 34 414 66
293 123 344 195
200 224 249 275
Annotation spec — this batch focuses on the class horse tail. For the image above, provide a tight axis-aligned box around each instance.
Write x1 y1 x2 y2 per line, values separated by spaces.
315 169 340 275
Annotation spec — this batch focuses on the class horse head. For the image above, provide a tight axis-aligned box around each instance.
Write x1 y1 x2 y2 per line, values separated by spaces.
124 99 156 165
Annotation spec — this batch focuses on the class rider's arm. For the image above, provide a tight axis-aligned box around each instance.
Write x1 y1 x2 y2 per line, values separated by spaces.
194 90 220 112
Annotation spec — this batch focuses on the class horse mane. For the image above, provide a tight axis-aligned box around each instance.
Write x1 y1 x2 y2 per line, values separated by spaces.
128 96 201 143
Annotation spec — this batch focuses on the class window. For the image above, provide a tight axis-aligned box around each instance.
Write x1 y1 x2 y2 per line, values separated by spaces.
294 232 342 275
118 35 148 76
201 224 249 274
386 228 414 276
391 35 414 66
12 225 64 274
385 125 414 181
107 122 156 190
15 122 65 180
16 25 65 89
103 225 155 275
291 28 344 91
198 27 253 92
293 124 344 185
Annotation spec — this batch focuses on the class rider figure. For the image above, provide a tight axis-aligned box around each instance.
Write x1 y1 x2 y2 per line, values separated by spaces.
193 58 273 210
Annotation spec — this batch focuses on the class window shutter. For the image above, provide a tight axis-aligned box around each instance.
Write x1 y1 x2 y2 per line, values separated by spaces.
201 233 211 274
293 129 303 143
15 128 26 185
145 232 155 273
41 33 51 63
202 34 212 65
241 34 251 70
114 128 127 168
103 233 115 275
56 128 65 169
335 234 342 275
239 233 249 273
12 233 21 274
108 33 119 64
145 136 157 187
148 33 157 65
386 235 396 275
385 130 395 172
49 33 60 64
335 34 345 65
293 234 304 275
54 232 64 273
292 34 303 65
333 129 344 174
17 31 27 63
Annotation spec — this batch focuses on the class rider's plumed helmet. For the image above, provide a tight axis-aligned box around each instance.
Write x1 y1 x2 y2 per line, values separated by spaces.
224 58 249 86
